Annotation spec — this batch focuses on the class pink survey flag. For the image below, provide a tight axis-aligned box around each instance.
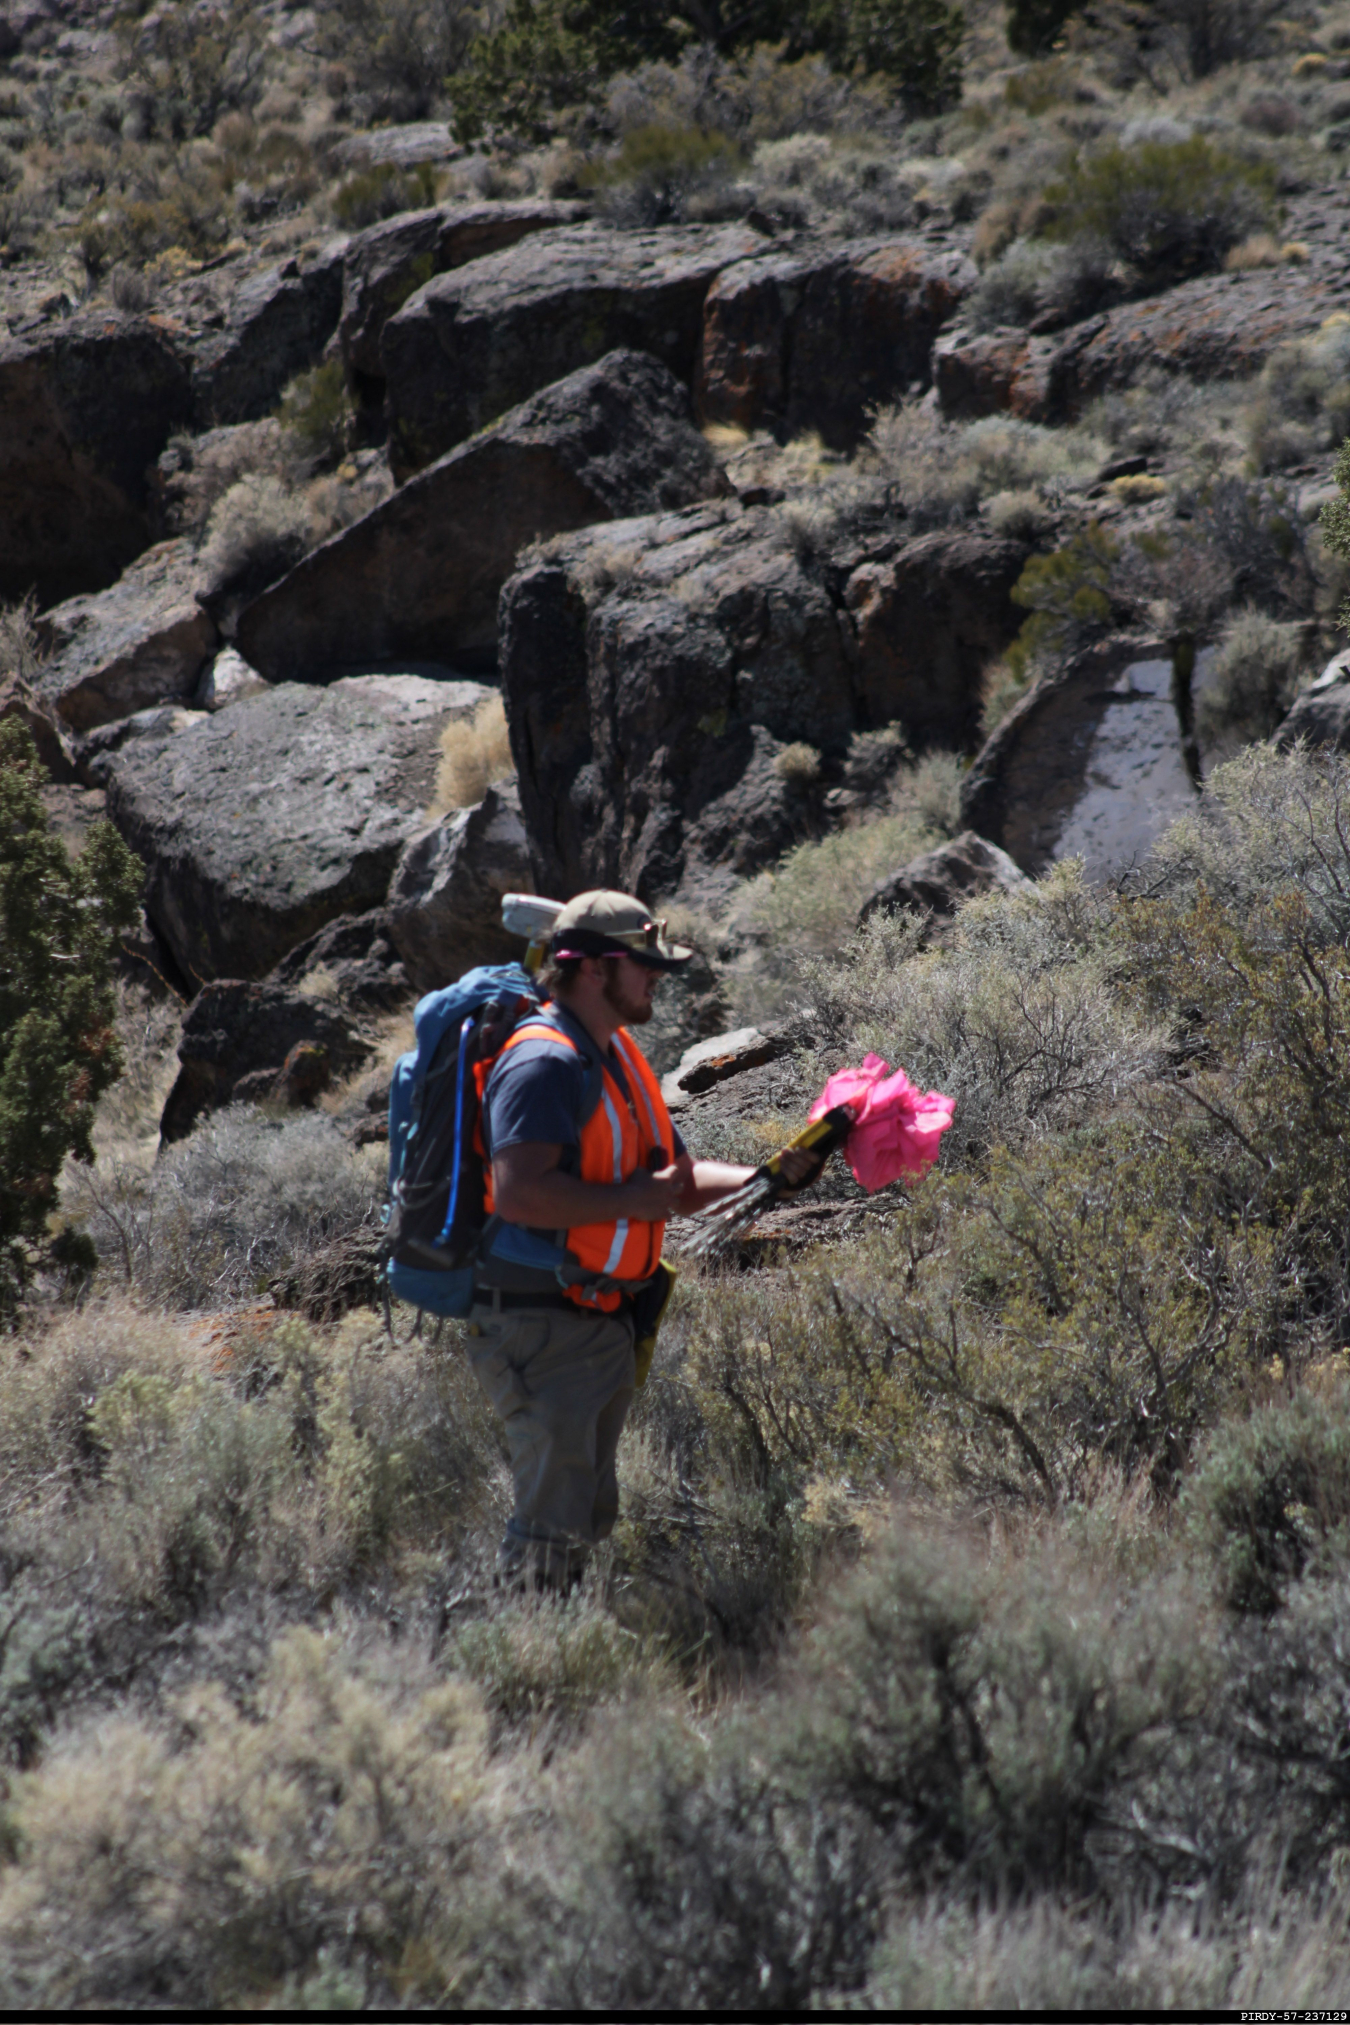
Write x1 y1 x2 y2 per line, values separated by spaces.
808 1055 955 1191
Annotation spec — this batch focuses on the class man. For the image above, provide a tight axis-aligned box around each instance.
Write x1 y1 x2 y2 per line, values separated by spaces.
467 889 818 1592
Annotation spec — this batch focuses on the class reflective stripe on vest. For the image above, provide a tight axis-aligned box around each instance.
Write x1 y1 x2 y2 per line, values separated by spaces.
483 1018 675 1311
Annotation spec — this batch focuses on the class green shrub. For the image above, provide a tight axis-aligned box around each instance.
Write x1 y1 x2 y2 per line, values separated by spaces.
1185 1382 1350 1613
1038 136 1277 288
451 0 963 139
1247 320 1350 474
449 1595 663 1725
276 359 354 466
1196 606 1312 747
0 723 141 1314
324 0 484 120
1006 522 1119 682
330 158 436 229
0 1625 487 2006
115 0 267 141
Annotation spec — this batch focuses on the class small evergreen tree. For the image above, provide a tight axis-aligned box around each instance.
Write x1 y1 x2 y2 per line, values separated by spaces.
0 720 142 1314
450 0 964 140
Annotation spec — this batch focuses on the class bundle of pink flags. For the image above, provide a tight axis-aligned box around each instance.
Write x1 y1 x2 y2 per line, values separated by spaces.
682 1054 955 1255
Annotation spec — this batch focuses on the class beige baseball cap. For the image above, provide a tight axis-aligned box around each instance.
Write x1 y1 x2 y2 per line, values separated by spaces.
549 889 693 970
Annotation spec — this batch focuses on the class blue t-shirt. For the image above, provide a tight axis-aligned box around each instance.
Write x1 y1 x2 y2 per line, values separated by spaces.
483 1010 685 1167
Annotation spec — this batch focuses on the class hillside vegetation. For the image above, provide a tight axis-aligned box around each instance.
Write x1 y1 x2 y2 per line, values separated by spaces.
10 0 1350 2007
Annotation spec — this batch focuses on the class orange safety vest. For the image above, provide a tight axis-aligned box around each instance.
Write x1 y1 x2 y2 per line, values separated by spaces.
481 1019 676 1312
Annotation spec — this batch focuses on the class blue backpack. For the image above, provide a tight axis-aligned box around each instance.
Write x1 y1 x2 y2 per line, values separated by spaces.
384 964 541 1319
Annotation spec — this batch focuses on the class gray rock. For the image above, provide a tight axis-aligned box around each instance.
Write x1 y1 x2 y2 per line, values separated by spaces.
104 672 491 981
959 636 1202 880
381 220 761 477
33 537 217 733
270 908 409 1012
195 646 271 710
1277 652 1350 748
334 121 463 169
386 778 535 992
859 829 1033 927
697 238 976 449
660 1026 790 1113
500 503 1029 909
236 350 726 681
339 198 587 382
191 241 347 428
0 672 76 782
75 704 207 786
0 311 193 605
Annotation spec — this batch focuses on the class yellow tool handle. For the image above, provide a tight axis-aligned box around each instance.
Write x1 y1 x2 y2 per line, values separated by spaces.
761 1103 856 1180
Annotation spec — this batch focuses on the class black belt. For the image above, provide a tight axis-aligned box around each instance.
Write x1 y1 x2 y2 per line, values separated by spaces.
471 1287 576 1312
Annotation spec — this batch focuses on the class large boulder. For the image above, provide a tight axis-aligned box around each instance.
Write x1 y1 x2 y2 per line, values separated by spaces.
499 502 1028 908
190 242 348 428
160 978 371 1143
381 221 761 478
338 198 587 384
959 637 1204 879
937 253 1350 425
845 529 1030 751
0 311 193 605
32 537 217 733
933 324 1063 424
235 350 726 681
1276 649 1350 749
697 239 975 449
104 672 491 981
386 779 535 992
859 829 1032 926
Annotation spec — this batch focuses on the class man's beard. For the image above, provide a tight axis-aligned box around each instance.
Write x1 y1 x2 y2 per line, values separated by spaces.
602 964 654 1025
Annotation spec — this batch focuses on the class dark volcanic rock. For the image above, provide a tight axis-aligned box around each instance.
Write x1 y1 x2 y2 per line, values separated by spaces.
937 256 1350 424
270 908 409 1011
191 242 347 428
0 311 193 604
104 672 491 981
499 502 1026 908
387 779 534 992
697 239 975 448
161 978 369 1142
859 829 1032 926
500 504 851 907
236 350 725 681
33 537 217 733
846 529 1030 751
381 221 760 478
339 199 586 383
933 324 1063 423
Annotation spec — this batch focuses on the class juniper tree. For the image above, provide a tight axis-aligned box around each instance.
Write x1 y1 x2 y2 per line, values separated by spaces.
0 719 142 1313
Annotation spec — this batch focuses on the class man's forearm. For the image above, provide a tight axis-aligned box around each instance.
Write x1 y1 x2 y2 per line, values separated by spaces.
678 1159 757 1212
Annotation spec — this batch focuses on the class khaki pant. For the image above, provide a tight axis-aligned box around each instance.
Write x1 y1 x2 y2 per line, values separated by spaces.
466 1299 635 1586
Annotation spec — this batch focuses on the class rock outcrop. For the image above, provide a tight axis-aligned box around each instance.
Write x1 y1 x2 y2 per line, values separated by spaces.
160 978 370 1142
338 198 586 385
235 350 725 680
499 502 1029 907
386 779 534 992
1276 654 1350 748
959 637 1205 879
697 239 975 448
859 829 1033 926
0 312 194 604
33 537 217 733
381 221 761 478
845 529 1031 750
105 672 490 981
190 242 348 428
936 255 1350 425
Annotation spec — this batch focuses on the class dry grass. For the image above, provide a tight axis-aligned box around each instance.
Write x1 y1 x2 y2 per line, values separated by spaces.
427 692 513 816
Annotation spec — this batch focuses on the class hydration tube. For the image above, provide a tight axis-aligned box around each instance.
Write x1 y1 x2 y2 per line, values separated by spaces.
434 1015 477 1251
